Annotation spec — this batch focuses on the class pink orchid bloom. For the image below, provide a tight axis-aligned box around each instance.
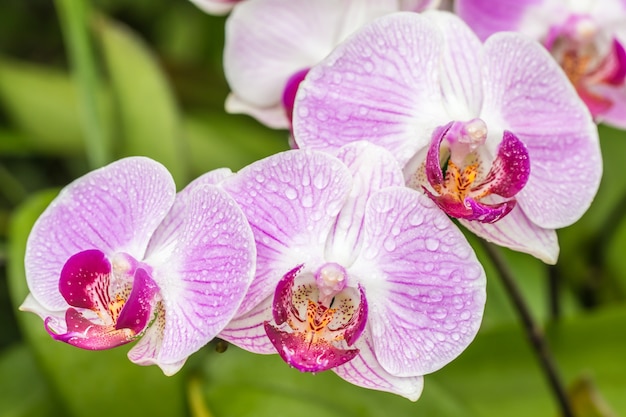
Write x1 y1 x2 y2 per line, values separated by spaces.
456 0 626 128
223 0 444 129
20 158 255 375
215 142 486 400
292 11 602 264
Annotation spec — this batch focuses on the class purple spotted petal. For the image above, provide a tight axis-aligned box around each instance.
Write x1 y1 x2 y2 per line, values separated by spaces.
343 285 368 346
352 187 485 376
481 32 602 229
293 12 448 164
264 322 359 373
272 264 303 325
221 149 352 316
58 249 111 310
474 130 530 198
25 157 176 312
224 0 398 128
334 336 424 401
425 122 453 188
460 205 559 264
115 268 160 334
328 142 404 265
130 185 255 373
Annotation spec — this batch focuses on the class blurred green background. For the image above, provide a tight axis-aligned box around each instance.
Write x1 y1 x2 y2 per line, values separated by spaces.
1 1 626 416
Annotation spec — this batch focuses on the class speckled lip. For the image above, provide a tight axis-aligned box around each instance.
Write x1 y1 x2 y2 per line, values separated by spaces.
423 121 530 224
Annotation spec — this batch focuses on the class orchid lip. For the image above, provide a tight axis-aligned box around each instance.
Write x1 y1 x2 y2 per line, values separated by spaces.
46 249 160 350
265 263 368 372
422 120 530 223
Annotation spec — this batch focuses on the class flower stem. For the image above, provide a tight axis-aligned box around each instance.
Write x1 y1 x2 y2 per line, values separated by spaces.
54 0 110 169
479 240 573 417
548 265 561 320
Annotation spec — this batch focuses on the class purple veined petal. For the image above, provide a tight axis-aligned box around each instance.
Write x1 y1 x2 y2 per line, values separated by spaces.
481 32 602 229
264 322 360 373
293 12 448 165
141 185 256 371
426 10 485 118
224 0 398 127
352 187 485 376
146 167 234 254
454 0 544 41
460 204 560 264
25 157 176 312
333 335 424 401
219 297 276 354
189 0 241 15
327 142 404 266
221 149 352 315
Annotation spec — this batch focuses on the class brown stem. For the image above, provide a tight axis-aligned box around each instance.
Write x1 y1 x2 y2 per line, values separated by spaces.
479 240 573 417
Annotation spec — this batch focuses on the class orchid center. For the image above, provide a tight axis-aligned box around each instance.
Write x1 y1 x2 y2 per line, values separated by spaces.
264 264 368 373
45 249 161 350
545 14 626 117
408 119 530 223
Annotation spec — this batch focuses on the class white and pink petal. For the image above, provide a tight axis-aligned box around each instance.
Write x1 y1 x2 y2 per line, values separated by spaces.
351 187 485 376
327 142 404 266
221 149 352 315
333 335 424 401
141 184 256 371
293 12 448 165
481 32 602 229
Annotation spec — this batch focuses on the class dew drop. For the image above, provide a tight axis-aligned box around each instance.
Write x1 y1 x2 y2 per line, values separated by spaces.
284 187 297 200
425 238 440 251
383 237 396 252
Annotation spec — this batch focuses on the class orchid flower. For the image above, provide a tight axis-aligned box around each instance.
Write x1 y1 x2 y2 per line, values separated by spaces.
223 0 409 129
455 0 626 128
20 157 256 375
292 10 602 264
216 142 486 400
189 0 242 15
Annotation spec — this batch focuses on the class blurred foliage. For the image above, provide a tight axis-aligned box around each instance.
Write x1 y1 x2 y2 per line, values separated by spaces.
1 0 626 416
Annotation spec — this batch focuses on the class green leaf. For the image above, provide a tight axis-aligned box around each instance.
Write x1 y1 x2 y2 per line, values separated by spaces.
198 344 475 417
433 307 626 417
184 112 289 176
7 190 186 417
0 58 111 156
95 15 188 185
0 343 62 417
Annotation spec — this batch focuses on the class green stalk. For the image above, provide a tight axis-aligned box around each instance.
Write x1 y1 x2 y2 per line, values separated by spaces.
54 0 109 169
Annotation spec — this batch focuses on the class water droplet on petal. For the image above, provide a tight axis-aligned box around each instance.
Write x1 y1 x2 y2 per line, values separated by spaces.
284 187 297 200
